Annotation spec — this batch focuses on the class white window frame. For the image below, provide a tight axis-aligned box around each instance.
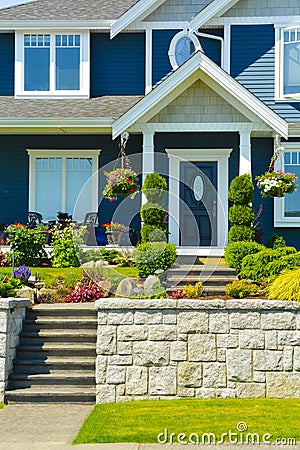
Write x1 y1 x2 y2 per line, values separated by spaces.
168 31 202 70
27 149 100 219
15 31 90 98
274 142 300 227
275 25 300 102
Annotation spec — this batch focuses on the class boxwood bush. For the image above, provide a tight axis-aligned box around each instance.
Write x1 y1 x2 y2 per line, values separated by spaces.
228 205 256 227
228 225 255 243
265 252 300 278
239 246 297 282
225 279 260 299
140 225 167 243
224 241 264 270
134 242 176 278
142 172 167 203
228 174 253 205
140 202 167 225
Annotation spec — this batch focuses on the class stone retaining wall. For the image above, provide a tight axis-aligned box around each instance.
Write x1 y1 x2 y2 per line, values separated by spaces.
0 298 30 402
95 299 300 403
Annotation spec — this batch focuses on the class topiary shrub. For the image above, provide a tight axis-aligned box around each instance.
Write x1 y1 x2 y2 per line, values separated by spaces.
142 172 167 203
225 279 260 299
140 225 167 243
228 174 254 205
224 241 264 270
228 205 256 227
140 202 167 225
266 267 300 301
239 246 297 282
266 234 287 249
134 242 176 278
265 251 300 278
228 225 255 243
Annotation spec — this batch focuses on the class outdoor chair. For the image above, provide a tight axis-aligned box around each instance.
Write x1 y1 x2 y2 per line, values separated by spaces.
27 211 44 228
78 212 98 227
78 212 98 245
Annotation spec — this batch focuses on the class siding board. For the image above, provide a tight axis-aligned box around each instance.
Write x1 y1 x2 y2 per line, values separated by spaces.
0 33 14 96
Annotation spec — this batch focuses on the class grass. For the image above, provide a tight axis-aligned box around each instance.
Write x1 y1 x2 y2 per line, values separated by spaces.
0 267 83 288
73 398 300 445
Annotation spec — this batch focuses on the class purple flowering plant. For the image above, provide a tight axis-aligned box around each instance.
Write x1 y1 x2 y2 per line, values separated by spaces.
102 167 139 201
13 265 31 280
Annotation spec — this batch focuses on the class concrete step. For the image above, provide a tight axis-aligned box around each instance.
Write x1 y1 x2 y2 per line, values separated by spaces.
23 318 97 330
27 304 97 318
13 356 95 374
8 371 96 389
167 265 237 276
5 386 96 404
19 330 97 344
16 343 96 359
167 275 237 286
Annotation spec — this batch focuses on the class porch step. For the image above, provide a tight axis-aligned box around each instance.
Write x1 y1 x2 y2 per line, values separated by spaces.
5 305 97 404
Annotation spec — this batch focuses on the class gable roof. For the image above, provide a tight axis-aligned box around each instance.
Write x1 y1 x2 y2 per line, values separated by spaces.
0 0 139 21
112 51 288 139
189 0 239 32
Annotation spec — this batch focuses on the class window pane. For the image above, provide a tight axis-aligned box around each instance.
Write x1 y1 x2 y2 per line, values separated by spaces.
175 36 196 67
36 158 62 221
66 158 92 217
284 153 300 217
284 42 300 95
24 47 50 91
56 47 80 90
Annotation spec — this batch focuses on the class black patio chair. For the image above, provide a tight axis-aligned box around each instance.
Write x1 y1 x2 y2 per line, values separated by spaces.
27 211 44 228
79 212 98 227
78 212 99 245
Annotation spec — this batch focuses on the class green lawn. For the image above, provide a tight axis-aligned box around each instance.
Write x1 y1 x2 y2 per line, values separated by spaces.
73 399 300 445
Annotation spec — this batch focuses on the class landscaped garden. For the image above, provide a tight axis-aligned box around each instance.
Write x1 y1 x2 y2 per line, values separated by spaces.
73 398 300 444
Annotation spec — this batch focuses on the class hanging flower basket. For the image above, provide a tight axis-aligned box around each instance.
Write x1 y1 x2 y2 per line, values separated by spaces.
256 145 298 198
256 171 298 198
102 167 139 202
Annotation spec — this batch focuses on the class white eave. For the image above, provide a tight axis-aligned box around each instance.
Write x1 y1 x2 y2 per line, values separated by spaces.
189 0 239 32
111 0 165 38
0 20 113 30
0 118 113 128
112 51 288 140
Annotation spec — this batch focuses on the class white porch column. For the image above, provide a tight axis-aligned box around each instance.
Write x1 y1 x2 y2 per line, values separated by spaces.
239 131 252 175
145 29 152 94
142 132 155 205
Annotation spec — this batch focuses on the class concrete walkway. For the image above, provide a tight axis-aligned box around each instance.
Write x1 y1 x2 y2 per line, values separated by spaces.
0 404 298 450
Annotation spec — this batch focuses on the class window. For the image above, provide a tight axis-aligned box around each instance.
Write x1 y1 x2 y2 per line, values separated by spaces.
274 143 300 226
169 31 202 70
28 150 100 221
16 32 89 98
276 27 300 100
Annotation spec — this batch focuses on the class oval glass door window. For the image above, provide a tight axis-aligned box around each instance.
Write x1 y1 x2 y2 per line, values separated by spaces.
193 175 204 201
175 36 196 66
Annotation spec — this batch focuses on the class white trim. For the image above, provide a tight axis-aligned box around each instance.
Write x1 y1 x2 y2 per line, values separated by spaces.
129 21 188 30
189 0 239 33
239 131 251 175
274 142 300 228
0 119 113 128
274 27 281 100
112 51 288 140
168 31 202 70
145 29 152 94
27 149 100 219
15 31 90 99
208 16 300 26
130 122 269 133
142 132 155 205
111 0 165 38
0 20 112 30
223 24 231 73
166 148 232 247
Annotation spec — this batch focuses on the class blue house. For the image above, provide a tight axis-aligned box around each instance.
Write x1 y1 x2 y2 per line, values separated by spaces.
0 0 300 248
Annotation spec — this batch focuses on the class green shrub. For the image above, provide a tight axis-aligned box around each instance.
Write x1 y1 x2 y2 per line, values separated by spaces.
239 247 297 282
228 225 255 243
6 224 48 266
265 252 300 278
266 267 300 301
266 234 287 249
134 242 177 278
182 282 203 299
0 277 22 298
140 225 167 243
225 279 260 299
51 223 86 268
228 174 254 205
142 173 167 203
228 205 256 226
224 241 264 270
140 202 167 226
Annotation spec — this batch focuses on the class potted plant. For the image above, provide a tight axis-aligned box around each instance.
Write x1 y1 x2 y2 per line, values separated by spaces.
102 167 139 202
102 222 125 246
256 146 298 198
57 211 72 220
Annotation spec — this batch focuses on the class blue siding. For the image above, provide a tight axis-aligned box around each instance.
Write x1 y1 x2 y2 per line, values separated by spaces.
0 33 14 95
198 28 223 66
90 33 145 96
231 25 300 122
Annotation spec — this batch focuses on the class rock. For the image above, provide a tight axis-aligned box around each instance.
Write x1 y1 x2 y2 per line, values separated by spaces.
81 261 96 268
115 277 138 297
37 288 58 304
17 287 35 304
144 275 160 294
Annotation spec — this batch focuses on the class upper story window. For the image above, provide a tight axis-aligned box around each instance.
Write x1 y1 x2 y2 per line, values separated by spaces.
15 32 89 98
276 27 300 101
169 31 202 70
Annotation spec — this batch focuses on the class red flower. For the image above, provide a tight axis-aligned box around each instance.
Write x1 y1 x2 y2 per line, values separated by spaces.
130 188 136 192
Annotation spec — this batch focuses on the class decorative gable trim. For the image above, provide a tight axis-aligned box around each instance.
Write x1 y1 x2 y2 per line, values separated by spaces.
189 0 239 32
112 51 288 139
111 0 165 38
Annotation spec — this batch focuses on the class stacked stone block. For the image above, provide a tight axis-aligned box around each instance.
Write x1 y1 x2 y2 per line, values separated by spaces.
96 299 300 403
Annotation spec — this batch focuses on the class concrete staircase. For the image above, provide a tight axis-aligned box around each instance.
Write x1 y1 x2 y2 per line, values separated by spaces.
166 257 238 296
5 304 97 404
